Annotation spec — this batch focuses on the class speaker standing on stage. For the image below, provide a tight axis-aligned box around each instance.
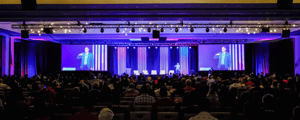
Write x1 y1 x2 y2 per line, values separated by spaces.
214 47 231 70
174 63 181 74
77 47 94 70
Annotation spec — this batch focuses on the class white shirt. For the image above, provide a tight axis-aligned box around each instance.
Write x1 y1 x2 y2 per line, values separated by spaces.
84 53 88 65
221 52 225 65
189 111 218 120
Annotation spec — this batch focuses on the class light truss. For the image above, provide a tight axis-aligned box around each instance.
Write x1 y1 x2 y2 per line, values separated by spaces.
11 23 299 29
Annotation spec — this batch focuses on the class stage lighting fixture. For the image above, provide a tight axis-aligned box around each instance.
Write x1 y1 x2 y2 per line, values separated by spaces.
224 27 227 32
230 21 233 25
116 28 120 33
285 20 288 25
190 27 194 32
206 27 209 32
175 27 179 33
100 28 104 33
83 28 87 33
161 28 164 32
132 28 135 33
147 28 151 33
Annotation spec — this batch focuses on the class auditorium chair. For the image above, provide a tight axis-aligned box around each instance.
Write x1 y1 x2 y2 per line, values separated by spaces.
133 105 152 111
157 112 179 120
184 112 231 120
120 101 134 106
156 106 176 112
93 105 108 112
51 113 71 120
130 111 151 120
122 97 136 101
113 113 126 120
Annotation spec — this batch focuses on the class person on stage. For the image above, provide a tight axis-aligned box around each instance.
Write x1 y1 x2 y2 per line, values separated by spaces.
214 47 231 70
174 63 181 74
208 67 214 76
77 47 94 70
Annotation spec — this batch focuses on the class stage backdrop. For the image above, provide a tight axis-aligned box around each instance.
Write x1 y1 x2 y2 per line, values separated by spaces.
108 46 198 75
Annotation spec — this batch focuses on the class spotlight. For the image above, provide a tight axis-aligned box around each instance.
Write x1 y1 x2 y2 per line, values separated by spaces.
100 28 104 33
131 28 135 33
206 27 209 32
175 27 179 33
161 28 164 32
224 27 227 32
83 28 87 33
189 47 191 49
116 28 120 33
190 27 194 32
147 28 151 33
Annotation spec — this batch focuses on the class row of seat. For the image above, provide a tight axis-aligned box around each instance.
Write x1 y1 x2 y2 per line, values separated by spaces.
52 111 245 120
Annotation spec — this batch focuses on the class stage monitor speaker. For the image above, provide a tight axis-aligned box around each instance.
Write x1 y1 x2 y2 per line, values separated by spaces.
153 30 160 38
277 0 293 9
141 37 149 42
21 0 37 10
159 37 167 42
282 29 290 38
261 28 270 33
43 28 53 34
21 30 29 38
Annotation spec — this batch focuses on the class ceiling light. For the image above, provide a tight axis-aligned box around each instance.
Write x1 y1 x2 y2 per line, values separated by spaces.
100 28 104 33
83 28 87 33
161 28 164 32
224 27 227 32
69 29 71 32
131 28 135 33
212 28 215 30
190 27 194 32
206 27 209 32
116 28 120 33
293 24 296 27
270 30 273 32
220 31 222 33
179 28 182 31
175 27 179 33
247 32 250 34
125 33 127 36
147 28 151 33
38 31 40 33
253 32 256 34
255 28 258 31
86 22 88 25
125 28 127 30
39 34 41 36
274 29 276 32
236 30 239 32
148 47 151 49
41 28 44 30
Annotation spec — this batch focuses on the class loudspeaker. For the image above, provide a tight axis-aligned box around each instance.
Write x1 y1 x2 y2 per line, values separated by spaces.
21 0 37 10
282 29 290 38
43 28 53 34
153 30 160 38
277 0 293 9
21 30 29 38
261 28 270 33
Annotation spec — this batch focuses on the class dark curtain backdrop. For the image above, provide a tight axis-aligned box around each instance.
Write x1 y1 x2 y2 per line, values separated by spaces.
147 47 160 74
169 47 180 72
14 40 61 77
269 39 294 76
108 46 118 75
0 36 2 76
189 46 198 74
245 39 294 76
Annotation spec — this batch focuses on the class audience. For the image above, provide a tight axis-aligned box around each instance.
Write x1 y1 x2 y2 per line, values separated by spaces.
183 79 195 92
189 98 218 120
68 100 98 120
153 86 176 108
98 108 114 120
134 85 155 105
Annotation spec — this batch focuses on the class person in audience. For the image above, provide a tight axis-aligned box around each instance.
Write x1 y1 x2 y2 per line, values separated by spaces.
229 79 241 90
169 82 178 94
262 94 276 110
189 98 218 120
183 79 195 92
206 75 216 87
98 108 114 120
68 100 98 120
124 83 139 96
174 90 184 104
155 85 171 97
0 78 10 90
206 84 220 106
152 86 176 108
39 81 56 106
134 85 155 105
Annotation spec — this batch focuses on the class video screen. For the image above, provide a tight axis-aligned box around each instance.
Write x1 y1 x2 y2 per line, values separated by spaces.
61 45 107 71
198 44 245 71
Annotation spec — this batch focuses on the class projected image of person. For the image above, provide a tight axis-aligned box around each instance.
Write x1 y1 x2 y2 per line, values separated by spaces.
214 46 231 70
296 57 300 74
77 47 94 70
174 63 181 74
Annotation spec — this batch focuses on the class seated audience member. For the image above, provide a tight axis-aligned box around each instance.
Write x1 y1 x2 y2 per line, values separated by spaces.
101 86 112 102
229 79 241 90
189 98 217 120
174 90 184 104
68 100 98 120
206 75 216 86
25 92 50 120
98 108 114 120
0 78 10 90
39 82 56 106
124 83 139 96
152 86 176 108
134 85 155 105
155 85 171 97
206 90 220 106
110 93 130 120
292 106 300 120
89 83 101 103
270 80 279 89
262 94 276 110
184 79 195 92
